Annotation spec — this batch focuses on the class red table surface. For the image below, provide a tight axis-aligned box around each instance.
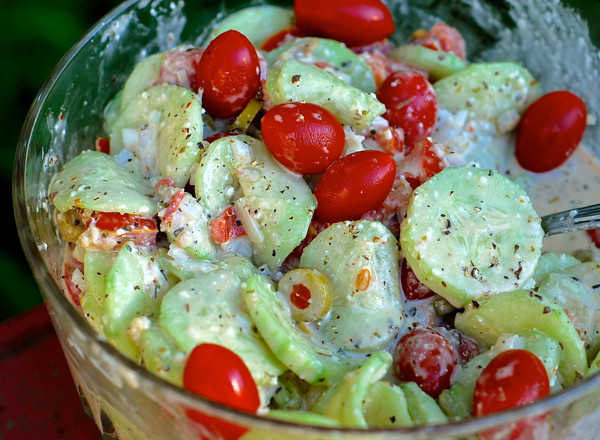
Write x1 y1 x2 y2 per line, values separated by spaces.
0 303 100 439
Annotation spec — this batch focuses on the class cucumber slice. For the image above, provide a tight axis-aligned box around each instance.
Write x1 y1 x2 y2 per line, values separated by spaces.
242 274 360 385
139 322 186 386
265 59 385 130
104 242 171 361
120 52 167 113
300 220 403 352
433 61 541 122
388 45 468 81
537 261 600 359
439 331 562 419
109 84 204 188
400 381 448 426
207 5 294 48
159 269 285 396
49 150 157 215
197 135 316 269
265 37 376 93
454 289 587 384
321 350 392 428
82 249 118 334
362 381 413 428
533 252 581 287
194 135 238 218
400 166 544 307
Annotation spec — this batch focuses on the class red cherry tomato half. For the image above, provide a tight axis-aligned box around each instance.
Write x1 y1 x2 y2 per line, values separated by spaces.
196 30 261 119
412 22 467 60
260 25 306 51
400 258 435 301
377 71 438 148
262 102 345 175
293 0 395 48
473 349 550 417
393 328 458 397
314 150 396 223
210 206 246 244
515 90 587 173
587 229 600 248
183 343 260 412
183 344 260 439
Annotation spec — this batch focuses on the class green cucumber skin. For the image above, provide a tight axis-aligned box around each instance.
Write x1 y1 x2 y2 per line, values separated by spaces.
362 381 413 428
454 289 587 385
207 5 294 48
439 331 562 419
400 166 544 308
82 249 118 334
537 261 600 359
434 61 541 122
119 52 166 114
194 136 238 218
321 350 392 428
388 44 468 80
197 135 316 269
400 381 448 426
265 59 385 130
103 242 170 361
300 221 403 353
159 270 284 397
265 37 376 93
110 84 204 188
49 150 157 215
242 274 360 385
139 322 186 386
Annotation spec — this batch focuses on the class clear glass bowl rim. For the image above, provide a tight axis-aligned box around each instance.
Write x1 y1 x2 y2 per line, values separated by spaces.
12 0 600 437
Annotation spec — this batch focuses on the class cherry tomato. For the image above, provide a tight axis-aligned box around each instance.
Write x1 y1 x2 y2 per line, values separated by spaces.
515 90 587 173
587 229 600 248
260 25 306 51
183 344 260 440
64 259 84 307
473 349 550 416
393 328 457 396
196 30 261 119
91 212 158 247
293 0 395 48
204 132 237 143
400 258 435 301
210 206 246 244
261 102 345 175
454 332 481 365
412 22 467 60
314 150 396 223
377 71 438 148
95 137 110 154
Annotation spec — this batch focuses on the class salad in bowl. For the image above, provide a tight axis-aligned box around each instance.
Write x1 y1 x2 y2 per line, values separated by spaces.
14 0 600 439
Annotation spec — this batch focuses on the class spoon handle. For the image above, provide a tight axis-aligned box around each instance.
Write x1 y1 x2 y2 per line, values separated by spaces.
541 203 600 237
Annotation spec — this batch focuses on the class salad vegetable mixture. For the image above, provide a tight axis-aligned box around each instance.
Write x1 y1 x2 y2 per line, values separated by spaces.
49 0 600 437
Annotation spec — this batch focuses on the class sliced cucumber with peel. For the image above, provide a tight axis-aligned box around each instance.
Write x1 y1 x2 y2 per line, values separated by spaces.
300 220 403 352
104 242 172 361
196 135 316 269
207 5 294 47
159 269 285 399
454 289 587 384
434 61 541 122
264 37 376 93
400 166 544 307
109 84 204 188
265 59 385 130
388 44 468 81
49 150 157 215
242 273 361 385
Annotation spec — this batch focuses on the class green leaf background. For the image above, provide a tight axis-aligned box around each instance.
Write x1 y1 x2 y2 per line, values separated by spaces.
2 0 599 321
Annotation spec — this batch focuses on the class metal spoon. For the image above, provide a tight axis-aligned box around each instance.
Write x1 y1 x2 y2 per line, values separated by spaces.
541 203 600 236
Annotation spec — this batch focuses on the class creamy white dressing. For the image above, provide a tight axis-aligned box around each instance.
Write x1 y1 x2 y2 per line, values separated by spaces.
435 108 600 260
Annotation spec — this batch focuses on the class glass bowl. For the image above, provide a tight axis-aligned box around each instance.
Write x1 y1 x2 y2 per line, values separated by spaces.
12 0 600 439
